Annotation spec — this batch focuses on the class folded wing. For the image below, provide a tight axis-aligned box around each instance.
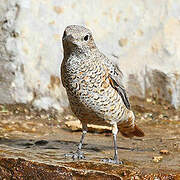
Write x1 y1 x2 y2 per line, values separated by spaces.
107 63 131 110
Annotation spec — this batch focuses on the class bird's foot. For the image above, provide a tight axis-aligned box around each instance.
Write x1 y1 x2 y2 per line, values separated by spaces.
65 150 85 160
101 158 123 164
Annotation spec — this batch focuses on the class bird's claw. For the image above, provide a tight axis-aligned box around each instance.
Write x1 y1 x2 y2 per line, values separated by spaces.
65 150 85 160
101 158 123 164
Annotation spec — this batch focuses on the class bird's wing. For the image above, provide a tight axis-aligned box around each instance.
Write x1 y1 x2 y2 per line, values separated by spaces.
104 58 131 110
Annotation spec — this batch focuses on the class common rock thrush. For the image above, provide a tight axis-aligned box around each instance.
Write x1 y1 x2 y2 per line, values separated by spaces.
61 25 144 164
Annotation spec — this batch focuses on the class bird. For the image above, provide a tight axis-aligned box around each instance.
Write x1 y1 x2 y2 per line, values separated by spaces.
61 25 144 164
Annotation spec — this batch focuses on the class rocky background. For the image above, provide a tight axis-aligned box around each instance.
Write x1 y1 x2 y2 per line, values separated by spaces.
0 0 180 110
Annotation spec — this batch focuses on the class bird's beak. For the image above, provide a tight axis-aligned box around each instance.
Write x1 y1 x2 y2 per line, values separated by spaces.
63 34 73 42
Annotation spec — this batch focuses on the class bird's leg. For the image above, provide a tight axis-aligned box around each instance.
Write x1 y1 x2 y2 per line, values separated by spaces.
102 123 123 164
112 124 119 163
65 123 87 160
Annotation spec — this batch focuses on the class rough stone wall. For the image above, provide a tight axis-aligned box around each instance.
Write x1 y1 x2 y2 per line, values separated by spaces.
0 0 15 104
0 0 180 110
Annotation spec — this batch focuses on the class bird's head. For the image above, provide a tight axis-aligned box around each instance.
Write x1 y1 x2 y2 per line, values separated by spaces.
62 25 96 55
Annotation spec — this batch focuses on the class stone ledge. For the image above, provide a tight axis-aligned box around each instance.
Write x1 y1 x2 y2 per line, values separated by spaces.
0 157 179 179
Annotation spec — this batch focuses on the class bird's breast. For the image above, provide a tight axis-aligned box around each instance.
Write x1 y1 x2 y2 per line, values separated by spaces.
64 60 108 100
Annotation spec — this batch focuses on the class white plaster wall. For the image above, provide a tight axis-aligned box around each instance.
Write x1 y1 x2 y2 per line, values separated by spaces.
0 0 180 109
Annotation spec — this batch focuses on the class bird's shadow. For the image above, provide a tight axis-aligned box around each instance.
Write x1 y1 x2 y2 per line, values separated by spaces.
0 137 152 152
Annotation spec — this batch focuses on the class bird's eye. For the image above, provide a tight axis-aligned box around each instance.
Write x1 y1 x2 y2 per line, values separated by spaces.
84 35 89 41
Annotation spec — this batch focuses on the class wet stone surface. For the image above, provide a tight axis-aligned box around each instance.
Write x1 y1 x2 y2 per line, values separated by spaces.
0 97 180 179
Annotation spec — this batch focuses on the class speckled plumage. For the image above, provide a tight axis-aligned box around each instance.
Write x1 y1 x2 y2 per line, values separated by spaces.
61 25 144 163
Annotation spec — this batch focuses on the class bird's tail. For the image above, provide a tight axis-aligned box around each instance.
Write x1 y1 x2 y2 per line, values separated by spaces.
118 110 144 138
119 125 144 138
